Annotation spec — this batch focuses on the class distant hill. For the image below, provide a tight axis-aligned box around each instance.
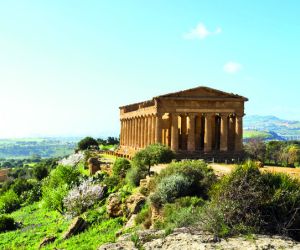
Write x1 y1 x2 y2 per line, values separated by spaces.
244 115 300 141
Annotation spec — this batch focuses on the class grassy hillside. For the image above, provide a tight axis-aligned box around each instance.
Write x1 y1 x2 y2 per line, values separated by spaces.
244 115 300 140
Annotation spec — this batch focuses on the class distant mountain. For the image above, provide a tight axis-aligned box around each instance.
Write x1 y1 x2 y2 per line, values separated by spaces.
243 115 300 141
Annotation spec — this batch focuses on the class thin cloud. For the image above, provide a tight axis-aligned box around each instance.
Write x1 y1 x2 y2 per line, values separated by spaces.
223 61 242 74
183 22 221 40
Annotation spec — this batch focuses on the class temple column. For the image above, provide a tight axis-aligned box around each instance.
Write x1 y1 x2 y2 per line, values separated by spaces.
220 114 228 152
129 118 133 147
140 116 145 148
151 115 156 144
144 116 148 147
171 113 179 151
138 117 141 147
187 114 196 151
204 114 213 152
235 114 243 152
127 119 130 146
147 116 152 146
181 114 187 150
155 114 162 143
124 120 127 146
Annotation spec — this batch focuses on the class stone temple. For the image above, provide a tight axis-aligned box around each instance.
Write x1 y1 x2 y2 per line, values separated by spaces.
117 86 248 161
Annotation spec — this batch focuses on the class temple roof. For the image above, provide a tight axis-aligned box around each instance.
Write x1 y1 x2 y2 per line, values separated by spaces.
120 86 248 109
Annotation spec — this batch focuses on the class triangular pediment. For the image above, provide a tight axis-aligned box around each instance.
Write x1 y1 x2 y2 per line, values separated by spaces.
158 86 248 100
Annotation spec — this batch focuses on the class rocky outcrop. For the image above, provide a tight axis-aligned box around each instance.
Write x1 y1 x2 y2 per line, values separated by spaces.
100 227 300 250
88 157 101 175
63 217 87 240
39 236 57 248
124 193 146 217
107 193 123 217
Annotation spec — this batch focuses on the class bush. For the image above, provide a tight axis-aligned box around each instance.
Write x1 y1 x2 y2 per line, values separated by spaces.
42 165 80 214
0 215 15 232
77 137 99 150
154 197 204 230
202 160 300 240
150 160 216 207
125 165 147 187
33 164 49 181
22 180 42 205
135 204 151 229
0 190 21 213
12 178 33 196
112 158 131 178
150 174 192 206
63 179 106 218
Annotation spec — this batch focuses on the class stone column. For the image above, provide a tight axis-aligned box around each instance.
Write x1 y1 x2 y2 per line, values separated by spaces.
171 113 179 151
129 119 132 147
133 117 137 148
136 117 140 148
155 114 162 143
187 114 196 151
140 116 145 148
147 116 152 146
204 114 213 152
220 114 228 152
151 115 156 144
144 116 148 147
235 114 243 152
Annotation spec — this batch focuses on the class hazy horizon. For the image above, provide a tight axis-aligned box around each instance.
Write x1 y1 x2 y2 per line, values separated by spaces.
1 1 300 138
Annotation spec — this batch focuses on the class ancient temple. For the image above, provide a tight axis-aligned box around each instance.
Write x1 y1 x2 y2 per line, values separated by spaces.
117 86 248 160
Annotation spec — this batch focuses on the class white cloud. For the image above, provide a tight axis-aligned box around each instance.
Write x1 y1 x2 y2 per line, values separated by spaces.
223 61 242 74
183 23 222 40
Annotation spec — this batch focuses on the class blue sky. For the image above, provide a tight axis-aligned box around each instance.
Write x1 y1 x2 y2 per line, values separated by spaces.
0 1 299 138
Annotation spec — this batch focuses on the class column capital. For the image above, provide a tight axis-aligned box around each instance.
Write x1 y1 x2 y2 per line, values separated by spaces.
188 113 197 118
235 113 244 118
204 113 215 118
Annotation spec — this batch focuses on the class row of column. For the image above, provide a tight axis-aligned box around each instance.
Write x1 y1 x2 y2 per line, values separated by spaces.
120 115 161 149
120 112 243 152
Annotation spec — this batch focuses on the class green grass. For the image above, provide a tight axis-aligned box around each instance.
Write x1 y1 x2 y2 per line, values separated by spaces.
243 130 271 139
0 202 122 250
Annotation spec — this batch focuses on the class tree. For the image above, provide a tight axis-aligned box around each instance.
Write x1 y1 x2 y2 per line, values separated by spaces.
33 165 49 181
266 141 283 165
133 144 174 176
77 137 99 150
279 144 300 167
244 139 266 163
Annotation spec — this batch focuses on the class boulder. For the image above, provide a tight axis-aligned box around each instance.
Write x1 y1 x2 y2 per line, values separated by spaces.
125 194 146 217
63 217 87 240
107 193 123 217
39 236 57 248
88 157 101 175
98 241 137 250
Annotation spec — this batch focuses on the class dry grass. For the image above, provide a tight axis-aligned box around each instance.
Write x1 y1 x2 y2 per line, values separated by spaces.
209 163 300 180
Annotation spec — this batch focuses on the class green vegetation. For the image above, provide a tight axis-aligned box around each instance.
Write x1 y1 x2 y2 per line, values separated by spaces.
243 130 272 139
0 138 77 159
1 139 300 249
77 137 99 151
245 139 300 167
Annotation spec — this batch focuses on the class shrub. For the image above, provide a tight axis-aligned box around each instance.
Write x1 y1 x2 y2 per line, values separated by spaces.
125 165 147 187
63 179 106 218
154 197 204 230
112 158 131 178
135 204 151 228
150 160 216 207
202 160 300 240
12 178 33 196
77 137 99 150
0 215 15 232
33 164 49 181
22 180 42 205
42 165 80 214
0 190 21 213
150 174 192 206
133 144 174 176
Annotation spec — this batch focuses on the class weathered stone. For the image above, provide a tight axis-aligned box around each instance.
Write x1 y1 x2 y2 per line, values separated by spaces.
88 157 101 175
107 193 123 217
125 194 146 217
101 227 300 250
98 241 137 250
63 217 87 240
39 236 57 248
